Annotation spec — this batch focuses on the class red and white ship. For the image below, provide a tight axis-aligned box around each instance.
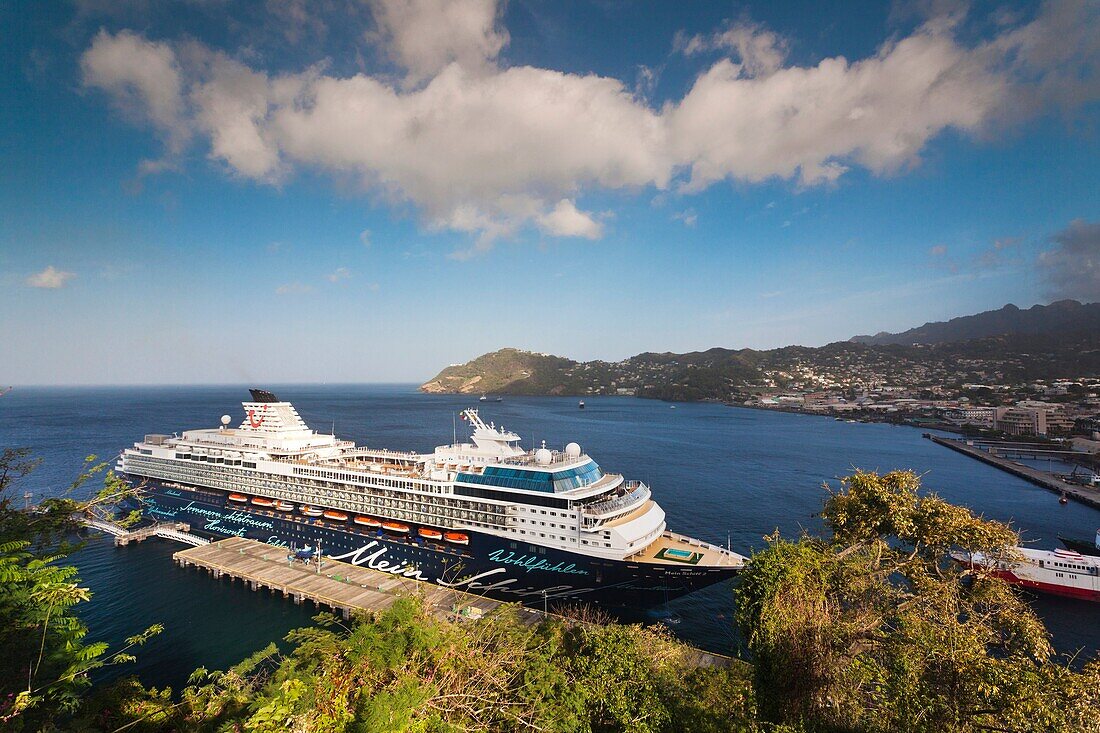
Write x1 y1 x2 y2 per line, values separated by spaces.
958 547 1100 602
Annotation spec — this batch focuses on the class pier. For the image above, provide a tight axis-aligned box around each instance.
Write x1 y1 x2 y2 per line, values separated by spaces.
79 516 210 547
927 435 1100 509
173 537 732 669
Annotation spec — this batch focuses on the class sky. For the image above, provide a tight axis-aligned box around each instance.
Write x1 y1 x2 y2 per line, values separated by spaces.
1 0 1098 385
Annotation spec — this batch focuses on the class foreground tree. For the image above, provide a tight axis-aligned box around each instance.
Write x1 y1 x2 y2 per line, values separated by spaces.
737 470 1100 733
0 448 158 730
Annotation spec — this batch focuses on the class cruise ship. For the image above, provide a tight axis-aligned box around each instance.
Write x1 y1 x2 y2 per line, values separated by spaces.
117 390 746 607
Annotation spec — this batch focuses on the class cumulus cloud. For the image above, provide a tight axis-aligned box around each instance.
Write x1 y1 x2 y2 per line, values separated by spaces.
1039 219 1100 302
366 0 507 86
929 244 948 256
536 199 603 239
26 266 75 289
676 21 789 75
80 0 1100 254
81 30 189 165
359 229 372 247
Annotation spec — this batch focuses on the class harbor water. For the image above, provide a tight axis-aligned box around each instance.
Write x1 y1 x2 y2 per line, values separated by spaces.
3 384 1099 689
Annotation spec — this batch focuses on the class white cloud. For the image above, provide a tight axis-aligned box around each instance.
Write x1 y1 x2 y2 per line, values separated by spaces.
26 266 75 289
275 281 312 295
929 244 948 256
536 199 603 239
673 208 698 227
81 30 189 163
327 266 351 282
366 0 508 86
676 21 789 75
80 1 1100 254
359 229 372 247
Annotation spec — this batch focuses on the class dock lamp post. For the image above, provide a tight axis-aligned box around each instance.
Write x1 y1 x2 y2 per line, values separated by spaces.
541 589 548 615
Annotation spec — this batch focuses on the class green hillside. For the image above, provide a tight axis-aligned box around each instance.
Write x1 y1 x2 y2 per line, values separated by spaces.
421 332 1100 401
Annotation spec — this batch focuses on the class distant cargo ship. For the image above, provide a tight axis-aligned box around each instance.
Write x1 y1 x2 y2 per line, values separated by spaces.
118 389 746 607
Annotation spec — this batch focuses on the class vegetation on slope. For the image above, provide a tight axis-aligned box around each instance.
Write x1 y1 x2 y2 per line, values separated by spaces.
4 451 1100 732
421 331 1100 402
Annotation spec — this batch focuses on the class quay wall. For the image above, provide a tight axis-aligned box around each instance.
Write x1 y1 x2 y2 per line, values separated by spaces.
927 435 1100 510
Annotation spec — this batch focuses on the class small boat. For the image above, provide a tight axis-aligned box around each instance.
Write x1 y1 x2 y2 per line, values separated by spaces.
479 395 487 402
1060 530 1100 557
578 401 585 409
228 493 248 503
323 510 349 521
444 532 470 545
382 521 410 534
251 497 275 507
418 527 443 540
299 505 323 517
274 501 294 512
1060 493 1069 505
354 515 381 527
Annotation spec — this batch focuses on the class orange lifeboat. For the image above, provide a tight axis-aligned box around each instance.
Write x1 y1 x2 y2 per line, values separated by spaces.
251 497 275 507
323 510 349 522
382 521 410 534
417 527 443 540
299 506 323 517
354 516 381 528
444 532 470 545
228 493 248 503
274 501 294 512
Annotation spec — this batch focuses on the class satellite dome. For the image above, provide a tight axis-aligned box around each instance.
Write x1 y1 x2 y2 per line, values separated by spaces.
535 448 553 465
220 414 232 426
565 442 582 458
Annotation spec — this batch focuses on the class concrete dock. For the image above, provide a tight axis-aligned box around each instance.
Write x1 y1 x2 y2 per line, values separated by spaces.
927 435 1100 509
173 537 733 668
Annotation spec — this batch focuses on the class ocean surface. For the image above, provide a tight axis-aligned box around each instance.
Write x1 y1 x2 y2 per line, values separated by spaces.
3 384 1099 689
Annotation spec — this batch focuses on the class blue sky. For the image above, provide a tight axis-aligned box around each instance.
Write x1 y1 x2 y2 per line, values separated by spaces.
1 0 1098 385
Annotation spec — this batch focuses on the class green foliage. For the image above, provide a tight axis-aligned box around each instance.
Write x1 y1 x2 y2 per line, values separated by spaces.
0 448 159 731
737 469 1100 733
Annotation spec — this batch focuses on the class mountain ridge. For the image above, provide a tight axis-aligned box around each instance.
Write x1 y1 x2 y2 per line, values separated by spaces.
420 301 1100 401
849 300 1099 346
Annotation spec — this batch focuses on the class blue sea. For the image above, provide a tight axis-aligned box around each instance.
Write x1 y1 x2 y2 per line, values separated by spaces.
3 384 1099 689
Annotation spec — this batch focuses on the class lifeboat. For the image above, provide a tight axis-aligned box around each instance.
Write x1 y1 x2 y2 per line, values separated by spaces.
354 516 381 527
299 506 323 517
228 493 248 503
251 497 275 507
323 510 349 522
274 501 294 512
444 532 470 545
382 521 410 534
418 527 443 540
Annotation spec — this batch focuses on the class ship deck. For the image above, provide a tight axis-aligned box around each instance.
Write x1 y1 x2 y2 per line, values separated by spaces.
630 531 747 568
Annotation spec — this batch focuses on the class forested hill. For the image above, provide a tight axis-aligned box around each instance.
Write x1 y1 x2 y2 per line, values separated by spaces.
849 300 1100 346
420 331 1100 402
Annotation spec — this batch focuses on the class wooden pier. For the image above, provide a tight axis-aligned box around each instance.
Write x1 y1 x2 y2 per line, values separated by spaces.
173 536 503 622
927 435 1100 510
173 537 733 668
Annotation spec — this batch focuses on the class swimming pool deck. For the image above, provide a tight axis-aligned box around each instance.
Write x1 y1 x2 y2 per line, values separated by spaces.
630 531 748 568
173 536 734 668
